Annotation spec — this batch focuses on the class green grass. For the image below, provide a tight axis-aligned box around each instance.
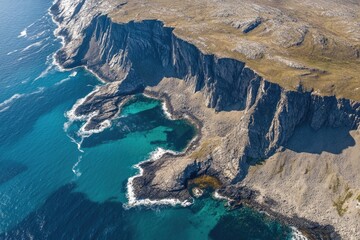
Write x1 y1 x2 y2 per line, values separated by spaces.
333 191 353 217
110 0 360 101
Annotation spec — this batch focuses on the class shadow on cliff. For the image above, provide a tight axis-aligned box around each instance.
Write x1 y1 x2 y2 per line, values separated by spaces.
285 124 355 154
59 16 360 184
233 124 356 183
71 17 250 112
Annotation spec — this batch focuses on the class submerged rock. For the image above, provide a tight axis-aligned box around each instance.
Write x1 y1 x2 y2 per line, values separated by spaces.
191 187 204 198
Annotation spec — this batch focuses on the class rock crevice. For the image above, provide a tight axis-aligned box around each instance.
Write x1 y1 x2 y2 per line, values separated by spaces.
52 2 360 181
50 1 360 237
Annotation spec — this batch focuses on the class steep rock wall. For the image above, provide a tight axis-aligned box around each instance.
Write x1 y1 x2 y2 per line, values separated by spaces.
52 0 360 181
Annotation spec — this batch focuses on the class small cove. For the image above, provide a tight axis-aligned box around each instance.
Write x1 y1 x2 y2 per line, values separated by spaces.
0 0 295 238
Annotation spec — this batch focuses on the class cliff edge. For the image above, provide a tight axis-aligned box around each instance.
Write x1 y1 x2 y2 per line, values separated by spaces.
51 0 360 238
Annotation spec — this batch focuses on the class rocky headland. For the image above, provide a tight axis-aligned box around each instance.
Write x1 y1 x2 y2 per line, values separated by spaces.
50 0 360 238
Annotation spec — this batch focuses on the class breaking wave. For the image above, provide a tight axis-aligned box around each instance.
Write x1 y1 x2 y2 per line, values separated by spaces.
21 38 48 52
291 227 309 240
18 29 28 38
124 148 193 209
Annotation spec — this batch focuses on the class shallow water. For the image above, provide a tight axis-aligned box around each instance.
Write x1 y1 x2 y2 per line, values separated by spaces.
0 0 294 239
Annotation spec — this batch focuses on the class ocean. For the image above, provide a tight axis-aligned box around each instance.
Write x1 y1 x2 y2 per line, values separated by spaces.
0 0 295 239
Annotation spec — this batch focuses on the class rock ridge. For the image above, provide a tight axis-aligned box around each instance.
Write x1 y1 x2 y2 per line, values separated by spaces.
50 1 360 237
52 2 360 181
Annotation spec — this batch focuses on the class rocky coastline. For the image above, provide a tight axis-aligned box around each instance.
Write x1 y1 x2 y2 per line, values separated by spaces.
50 0 360 238
140 88 341 239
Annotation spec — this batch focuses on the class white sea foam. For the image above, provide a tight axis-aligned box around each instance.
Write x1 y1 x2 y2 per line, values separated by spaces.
0 88 44 113
29 30 47 40
291 227 309 240
69 71 77 77
48 1 190 208
21 39 46 52
0 94 25 112
161 101 173 119
48 13 108 85
48 0 112 90
34 53 58 82
21 41 42 52
54 77 71 86
33 42 51 54
46 52 55 66
0 106 10 113
66 85 101 121
18 29 27 38
124 148 193 209
71 134 84 153
64 87 126 149
63 120 84 153
143 93 174 120
6 49 18 56
78 119 112 138
63 119 71 132
17 42 50 63
123 94 202 208
48 2 66 47
21 77 31 84
64 84 117 138
18 17 44 39
212 191 232 202
72 156 83 177
34 63 54 81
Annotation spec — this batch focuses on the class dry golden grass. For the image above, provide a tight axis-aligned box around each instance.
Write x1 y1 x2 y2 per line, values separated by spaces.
109 0 360 100
189 137 221 160
188 175 222 190
333 191 353 217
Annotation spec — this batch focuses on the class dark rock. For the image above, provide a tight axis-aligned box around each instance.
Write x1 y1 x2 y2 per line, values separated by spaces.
54 15 360 166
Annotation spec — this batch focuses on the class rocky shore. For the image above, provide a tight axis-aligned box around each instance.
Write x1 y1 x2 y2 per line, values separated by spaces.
142 85 342 239
50 0 360 238
140 80 342 239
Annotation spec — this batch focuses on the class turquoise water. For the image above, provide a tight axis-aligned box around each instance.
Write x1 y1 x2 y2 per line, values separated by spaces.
0 0 293 239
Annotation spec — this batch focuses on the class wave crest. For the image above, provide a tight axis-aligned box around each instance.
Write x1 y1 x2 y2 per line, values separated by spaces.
291 227 309 240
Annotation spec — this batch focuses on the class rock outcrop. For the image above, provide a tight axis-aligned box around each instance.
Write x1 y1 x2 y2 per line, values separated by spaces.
52 0 360 181
50 0 360 237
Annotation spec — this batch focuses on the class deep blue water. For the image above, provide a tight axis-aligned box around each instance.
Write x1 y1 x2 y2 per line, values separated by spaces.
0 0 294 239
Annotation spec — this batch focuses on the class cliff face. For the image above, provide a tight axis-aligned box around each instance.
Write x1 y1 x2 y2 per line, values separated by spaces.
52 0 360 181
50 1 360 237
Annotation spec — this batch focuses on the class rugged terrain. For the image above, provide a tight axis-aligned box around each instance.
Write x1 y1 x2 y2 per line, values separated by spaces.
51 0 360 238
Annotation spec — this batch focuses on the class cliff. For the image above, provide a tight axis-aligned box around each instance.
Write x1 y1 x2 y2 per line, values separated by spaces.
52 3 360 179
51 0 360 238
